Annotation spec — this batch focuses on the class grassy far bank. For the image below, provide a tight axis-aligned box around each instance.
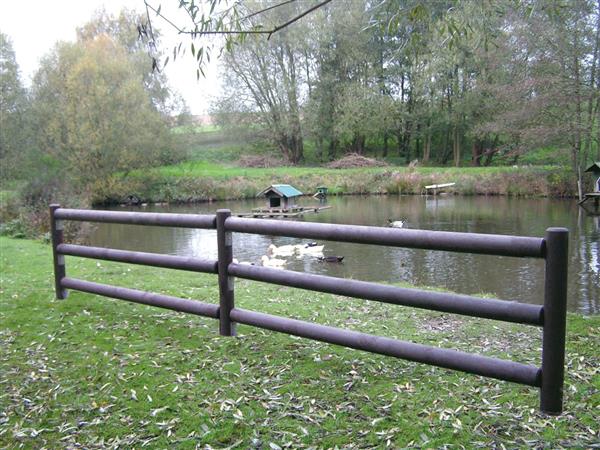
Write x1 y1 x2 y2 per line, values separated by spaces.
1 237 599 448
94 162 575 205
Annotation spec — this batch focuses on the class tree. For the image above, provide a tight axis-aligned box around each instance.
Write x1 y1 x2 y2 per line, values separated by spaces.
472 1 600 192
546 0 600 198
152 0 597 184
0 32 28 180
30 34 171 193
214 2 312 163
305 1 395 158
77 8 183 116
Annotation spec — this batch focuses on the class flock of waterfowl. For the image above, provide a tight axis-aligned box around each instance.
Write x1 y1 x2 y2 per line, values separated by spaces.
232 218 405 269
230 241 345 269
231 241 342 269
260 242 344 268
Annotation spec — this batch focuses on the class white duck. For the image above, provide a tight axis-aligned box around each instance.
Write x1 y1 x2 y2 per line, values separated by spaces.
296 243 324 256
388 219 405 228
232 258 254 266
261 255 287 269
267 244 298 257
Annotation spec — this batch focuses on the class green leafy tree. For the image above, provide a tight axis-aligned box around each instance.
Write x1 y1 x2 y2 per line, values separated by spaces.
0 32 29 180
153 0 598 183
77 8 183 116
30 34 170 194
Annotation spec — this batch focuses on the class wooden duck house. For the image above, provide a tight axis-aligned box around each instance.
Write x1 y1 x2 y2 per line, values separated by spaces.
585 162 600 192
234 184 331 218
579 162 600 212
258 184 303 210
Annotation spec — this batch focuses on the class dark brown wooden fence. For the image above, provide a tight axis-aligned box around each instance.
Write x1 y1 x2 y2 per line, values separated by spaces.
49 204 569 414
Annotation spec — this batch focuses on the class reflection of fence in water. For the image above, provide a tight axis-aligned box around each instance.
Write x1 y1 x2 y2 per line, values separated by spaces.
49 204 568 414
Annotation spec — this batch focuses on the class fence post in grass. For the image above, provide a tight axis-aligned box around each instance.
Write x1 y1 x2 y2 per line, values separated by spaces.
217 209 235 336
50 203 68 299
540 227 569 415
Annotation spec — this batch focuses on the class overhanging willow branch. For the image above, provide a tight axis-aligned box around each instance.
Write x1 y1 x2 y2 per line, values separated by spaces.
144 0 333 38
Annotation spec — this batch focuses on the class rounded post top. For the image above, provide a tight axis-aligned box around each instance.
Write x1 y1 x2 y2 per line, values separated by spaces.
49 203 61 209
216 209 231 215
543 227 569 259
545 227 569 234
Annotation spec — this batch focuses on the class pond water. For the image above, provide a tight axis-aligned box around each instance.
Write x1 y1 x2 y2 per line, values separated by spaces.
89 196 599 314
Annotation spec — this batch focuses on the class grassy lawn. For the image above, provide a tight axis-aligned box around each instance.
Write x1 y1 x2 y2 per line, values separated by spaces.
143 159 547 180
171 124 222 134
1 237 598 448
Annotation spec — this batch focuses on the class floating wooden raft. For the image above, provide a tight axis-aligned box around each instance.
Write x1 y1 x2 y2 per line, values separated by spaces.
236 205 332 218
424 182 456 195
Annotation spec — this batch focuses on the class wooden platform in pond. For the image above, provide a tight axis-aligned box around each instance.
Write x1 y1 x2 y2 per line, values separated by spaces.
579 193 600 215
578 192 600 204
236 205 332 218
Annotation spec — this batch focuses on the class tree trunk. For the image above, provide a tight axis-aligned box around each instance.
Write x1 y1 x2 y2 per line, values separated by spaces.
328 139 338 161
441 126 451 165
472 139 482 166
573 28 584 201
404 131 411 164
396 130 403 156
423 132 431 163
382 132 389 158
584 1 600 174
453 127 460 167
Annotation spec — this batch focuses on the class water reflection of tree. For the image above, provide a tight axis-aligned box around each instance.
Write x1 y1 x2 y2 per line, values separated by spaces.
576 210 599 314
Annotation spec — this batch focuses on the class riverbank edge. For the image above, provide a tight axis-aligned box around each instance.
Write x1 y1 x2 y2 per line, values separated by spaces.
90 165 576 205
1 236 598 447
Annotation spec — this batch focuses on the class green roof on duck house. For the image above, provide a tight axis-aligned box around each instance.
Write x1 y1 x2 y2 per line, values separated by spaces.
258 184 303 198
584 162 600 174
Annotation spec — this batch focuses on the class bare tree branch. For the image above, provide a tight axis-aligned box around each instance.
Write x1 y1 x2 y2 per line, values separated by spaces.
267 0 332 39
144 0 332 38
239 0 297 23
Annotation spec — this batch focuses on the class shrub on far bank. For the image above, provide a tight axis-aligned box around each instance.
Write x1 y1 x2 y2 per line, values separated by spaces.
327 153 388 169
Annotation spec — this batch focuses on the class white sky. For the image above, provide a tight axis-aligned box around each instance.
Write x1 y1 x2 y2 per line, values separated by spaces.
0 0 221 114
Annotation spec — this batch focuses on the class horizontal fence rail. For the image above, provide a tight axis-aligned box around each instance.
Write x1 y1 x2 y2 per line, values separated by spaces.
228 263 544 326
225 216 546 258
229 308 542 387
54 208 216 229
57 244 218 274
61 277 219 318
49 204 568 414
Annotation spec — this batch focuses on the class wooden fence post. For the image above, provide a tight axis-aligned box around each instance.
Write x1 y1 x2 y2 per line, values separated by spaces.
540 227 569 414
50 204 68 299
216 209 235 336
